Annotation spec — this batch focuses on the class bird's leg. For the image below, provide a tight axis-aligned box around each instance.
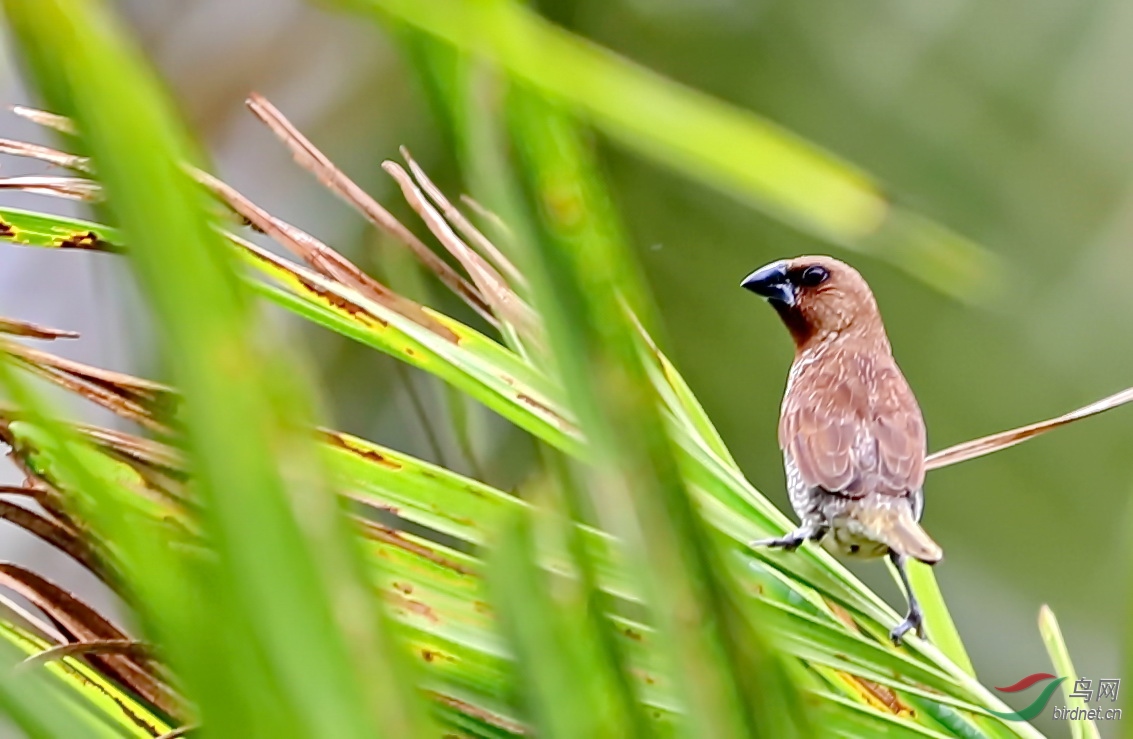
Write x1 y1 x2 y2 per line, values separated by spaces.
751 522 828 552
888 550 925 645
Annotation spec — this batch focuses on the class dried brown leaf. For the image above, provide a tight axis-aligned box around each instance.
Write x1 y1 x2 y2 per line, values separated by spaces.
244 93 495 322
0 485 44 500
0 564 182 717
0 317 78 340
73 425 190 506
384 160 539 337
460 194 515 245
0 139 91 172
77 425 185 475
0 175 101 202
927 385 1133 470
11 106 77 135
198 171 460 341
401 148 526 289
0 340 175 434
0 592 65 645
0 500 102 578
0 485 60 518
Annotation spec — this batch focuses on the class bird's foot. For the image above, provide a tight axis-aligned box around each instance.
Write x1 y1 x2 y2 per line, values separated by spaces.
751 533 807 551
888 550 928 646
751 524 826 552
889 609 926 645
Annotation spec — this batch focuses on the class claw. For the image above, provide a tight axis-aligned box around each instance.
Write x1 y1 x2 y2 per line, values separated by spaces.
887 549 927 646
750 534 805 551
889 613 923 645
750 524 827 553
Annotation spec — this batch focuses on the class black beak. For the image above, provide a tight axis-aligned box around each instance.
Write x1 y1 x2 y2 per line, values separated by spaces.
741 261 796 307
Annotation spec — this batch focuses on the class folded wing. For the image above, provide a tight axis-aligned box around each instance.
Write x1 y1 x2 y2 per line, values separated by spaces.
780 351 926 498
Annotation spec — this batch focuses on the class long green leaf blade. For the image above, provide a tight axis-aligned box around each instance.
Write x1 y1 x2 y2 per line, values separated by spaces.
337 0 997 301
1 1 428 736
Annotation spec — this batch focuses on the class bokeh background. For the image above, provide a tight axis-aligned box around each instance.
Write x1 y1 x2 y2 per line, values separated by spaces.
2 1 1132 735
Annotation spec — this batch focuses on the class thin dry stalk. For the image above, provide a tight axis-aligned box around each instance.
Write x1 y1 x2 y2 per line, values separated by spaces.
460 194 515 244
0 340 174 434
21 639 150 669
243 93 495 322
401 147 526 288
11 106 76 134
0 139 90 172
0 500 100 577
0 318 78 340
926 386 1133 470
0 176 101 201
198 171 460 340
383 161 539 337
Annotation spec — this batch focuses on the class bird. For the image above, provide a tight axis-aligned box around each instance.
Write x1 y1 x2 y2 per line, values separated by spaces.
740 255 941 645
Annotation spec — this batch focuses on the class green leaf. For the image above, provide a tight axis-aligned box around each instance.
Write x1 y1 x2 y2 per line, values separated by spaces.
1038 605 1100 739
0 75 1049 738
0 621 170 738
903 561 975 676
0 206 120 251
1 1 428 737
499 87 810 737
0 199 1042 736
487 509 640 739
335 0 998 303
0 637 125 738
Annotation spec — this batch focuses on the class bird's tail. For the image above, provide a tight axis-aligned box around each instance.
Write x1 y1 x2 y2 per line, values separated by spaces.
859 501 942 564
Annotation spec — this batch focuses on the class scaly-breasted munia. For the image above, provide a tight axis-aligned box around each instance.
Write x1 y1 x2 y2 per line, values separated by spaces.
741 255 941 644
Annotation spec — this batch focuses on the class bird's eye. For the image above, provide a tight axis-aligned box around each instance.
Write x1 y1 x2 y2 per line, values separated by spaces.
798 265 829 287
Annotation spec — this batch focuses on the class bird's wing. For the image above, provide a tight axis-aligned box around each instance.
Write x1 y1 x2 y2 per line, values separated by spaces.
779 350 925 498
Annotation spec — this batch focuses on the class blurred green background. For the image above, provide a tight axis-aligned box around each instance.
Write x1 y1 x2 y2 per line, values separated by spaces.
1 0 1130 734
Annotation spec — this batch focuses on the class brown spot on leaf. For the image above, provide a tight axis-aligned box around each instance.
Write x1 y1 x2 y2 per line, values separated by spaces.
386 591 438 623
542 183 585 228
426 691 527 735
0 221 14 238
303 279 391 329
842 672 913 716
419 647 456 664
56 230 105 250
440 510 476 528
322 432 403 470
357 519 475 576
516 392 574 432
406 600 437 623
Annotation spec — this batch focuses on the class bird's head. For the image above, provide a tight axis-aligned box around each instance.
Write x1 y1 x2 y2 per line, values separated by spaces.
740 255 888 352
